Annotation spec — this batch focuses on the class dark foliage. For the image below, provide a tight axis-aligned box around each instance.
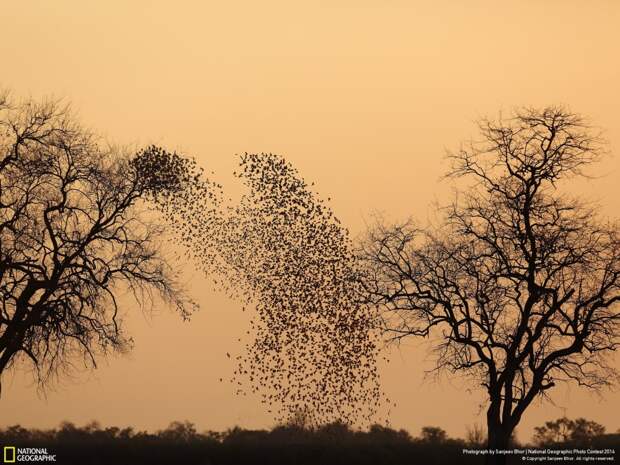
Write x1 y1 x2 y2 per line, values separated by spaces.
533 416 606 447
0 421 485 465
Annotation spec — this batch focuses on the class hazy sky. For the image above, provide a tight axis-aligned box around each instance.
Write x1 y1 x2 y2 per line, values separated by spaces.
2 1 620 440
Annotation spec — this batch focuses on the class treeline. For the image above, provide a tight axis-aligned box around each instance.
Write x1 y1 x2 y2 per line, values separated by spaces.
1 419 618 465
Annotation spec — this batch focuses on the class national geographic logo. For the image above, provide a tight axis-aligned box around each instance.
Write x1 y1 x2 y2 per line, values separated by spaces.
2 447 14 463
2 447 56 462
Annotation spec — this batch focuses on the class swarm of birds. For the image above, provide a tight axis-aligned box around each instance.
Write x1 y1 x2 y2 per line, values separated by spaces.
151 151 383 427
132 145 223 266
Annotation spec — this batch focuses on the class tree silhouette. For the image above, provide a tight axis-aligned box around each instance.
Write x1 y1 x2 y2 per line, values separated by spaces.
0 93 214 391
465 423 486 447
165 153 383 426
419 426 447 444
0 420 505 465
533 417 606 446
360 107 620 463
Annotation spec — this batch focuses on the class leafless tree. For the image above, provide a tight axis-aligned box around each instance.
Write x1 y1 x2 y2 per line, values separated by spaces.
360 107 620 463
465 423 487 447
0 93 212 392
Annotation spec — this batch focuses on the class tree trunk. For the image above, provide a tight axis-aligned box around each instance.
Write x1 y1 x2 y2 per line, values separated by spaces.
486 414 513 465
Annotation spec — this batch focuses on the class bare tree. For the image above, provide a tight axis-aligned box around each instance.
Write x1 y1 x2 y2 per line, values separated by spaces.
360 107 620 463
0 93 212 391
465 423 487 447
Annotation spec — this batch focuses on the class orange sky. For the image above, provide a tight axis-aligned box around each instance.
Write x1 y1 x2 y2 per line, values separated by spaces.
2 1 620 441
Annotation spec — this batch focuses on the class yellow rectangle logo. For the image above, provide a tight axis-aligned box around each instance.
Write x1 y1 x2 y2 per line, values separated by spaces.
3 446 16 463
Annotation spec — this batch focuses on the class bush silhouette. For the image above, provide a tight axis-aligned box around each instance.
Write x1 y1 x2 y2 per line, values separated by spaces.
1 419 616 464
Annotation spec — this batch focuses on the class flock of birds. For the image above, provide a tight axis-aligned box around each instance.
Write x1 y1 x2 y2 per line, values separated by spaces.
140 149 385 426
